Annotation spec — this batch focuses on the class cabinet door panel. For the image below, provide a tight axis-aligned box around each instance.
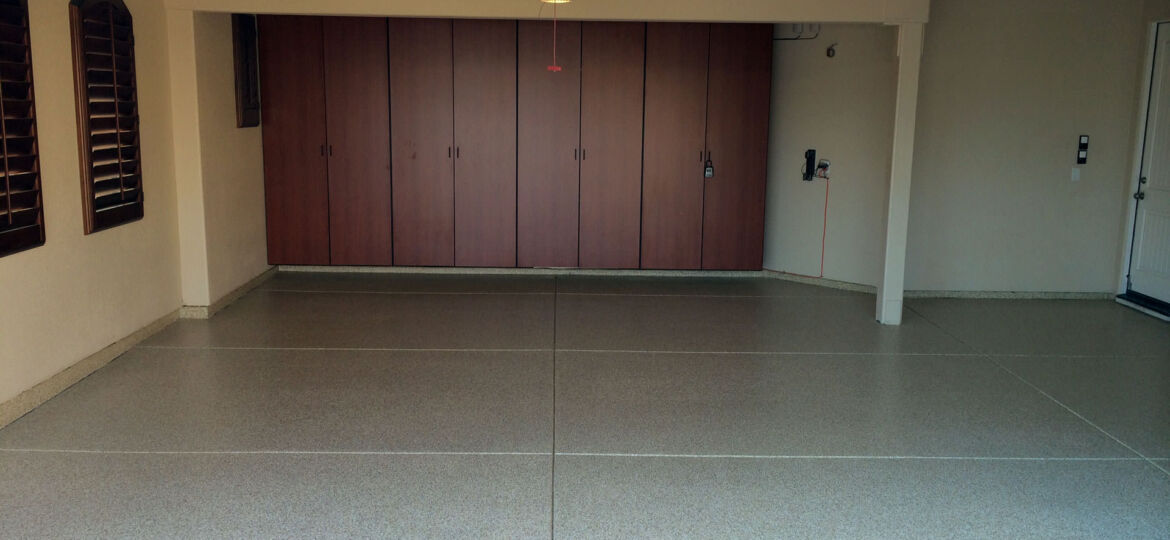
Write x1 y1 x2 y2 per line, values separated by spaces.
640 23 709 270
579 22 645 269
702 24 772 270
324 17 392 266
390 18 455 266
258 15 330 265
454 20 517 268
517 20 581 268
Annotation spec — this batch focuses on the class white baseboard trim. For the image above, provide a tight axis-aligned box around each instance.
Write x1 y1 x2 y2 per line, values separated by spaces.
0 310 179 429
278 265 764 278
904 290 1113 300
277 265 1115 301
764 270 877 294
180 267 277 320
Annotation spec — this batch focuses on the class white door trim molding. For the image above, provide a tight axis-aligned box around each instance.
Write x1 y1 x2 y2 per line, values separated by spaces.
1118 21 1169 295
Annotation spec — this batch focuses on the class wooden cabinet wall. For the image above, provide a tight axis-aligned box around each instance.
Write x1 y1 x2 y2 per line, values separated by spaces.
454 20 518 268
257 16 330 265
260 17 772 270
323 17 393 266
517 20 581 268
258 15 391 266
642 22 773 270
641 23 710 270
389 18 455 267
579 22 646 269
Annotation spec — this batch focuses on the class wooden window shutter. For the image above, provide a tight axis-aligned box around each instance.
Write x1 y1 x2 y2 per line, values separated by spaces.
69 0 143 234
0 0 44 257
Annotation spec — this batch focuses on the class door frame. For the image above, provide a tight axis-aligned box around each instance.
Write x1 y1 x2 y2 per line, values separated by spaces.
1117 20 1170 295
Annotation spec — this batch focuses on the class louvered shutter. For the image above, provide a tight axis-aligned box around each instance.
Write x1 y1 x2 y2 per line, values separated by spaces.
70 0 143 234
0 0 43 257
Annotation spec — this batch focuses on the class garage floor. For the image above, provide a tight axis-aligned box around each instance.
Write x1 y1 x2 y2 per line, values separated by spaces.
1 272 1169 537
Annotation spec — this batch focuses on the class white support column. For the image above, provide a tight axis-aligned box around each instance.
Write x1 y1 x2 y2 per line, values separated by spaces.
166 8 212 307
876 23 924 325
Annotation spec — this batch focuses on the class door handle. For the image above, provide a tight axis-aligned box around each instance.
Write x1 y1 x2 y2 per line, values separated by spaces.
1139 177 1148 185
1134 192 1146 201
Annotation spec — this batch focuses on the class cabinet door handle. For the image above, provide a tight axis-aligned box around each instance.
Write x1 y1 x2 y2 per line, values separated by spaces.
448 146 452 158
582 149 586 160
574 148 578 161
456 146 460 159
320 145 325 157
328 145 334 157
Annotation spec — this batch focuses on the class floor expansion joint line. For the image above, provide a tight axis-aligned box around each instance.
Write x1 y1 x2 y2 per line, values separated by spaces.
134 346 554 353
0 448 1149 462
989 358 1170 479
555 349 983 357
550 275 558 540
553 452 1151 461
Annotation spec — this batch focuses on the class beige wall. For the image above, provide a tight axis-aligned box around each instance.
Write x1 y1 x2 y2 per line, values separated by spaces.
193 12 269 302
165 0 930 24
0 0 180 404
906 0 1148 292
766 1 1154 292
1148 0 1170 21
763 24 898 286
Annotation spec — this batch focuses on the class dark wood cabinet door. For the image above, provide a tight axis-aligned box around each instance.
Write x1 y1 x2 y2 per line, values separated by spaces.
454 20 517 268
579 22 645 269
258 15 330 265
640 23 709 270
390 18 455 266
324 17 392 266
702 24 772 270
517 20 581 268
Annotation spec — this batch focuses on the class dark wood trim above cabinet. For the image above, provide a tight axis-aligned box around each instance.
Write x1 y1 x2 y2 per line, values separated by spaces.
232 14 260 128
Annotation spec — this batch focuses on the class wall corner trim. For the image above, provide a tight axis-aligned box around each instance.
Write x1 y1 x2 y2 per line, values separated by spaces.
0 310 180 430
180 266 276 319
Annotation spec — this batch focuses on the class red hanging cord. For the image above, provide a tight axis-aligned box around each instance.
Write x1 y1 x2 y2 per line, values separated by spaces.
788 178 830 279
547 2 562 72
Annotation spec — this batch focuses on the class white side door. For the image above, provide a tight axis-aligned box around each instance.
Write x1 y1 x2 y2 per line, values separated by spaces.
1130 23 1170 303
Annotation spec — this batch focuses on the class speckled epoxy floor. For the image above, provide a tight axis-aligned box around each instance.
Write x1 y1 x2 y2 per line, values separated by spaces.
1 272 1169 538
